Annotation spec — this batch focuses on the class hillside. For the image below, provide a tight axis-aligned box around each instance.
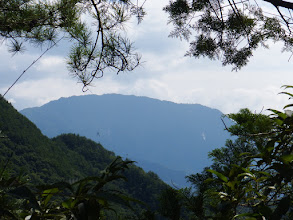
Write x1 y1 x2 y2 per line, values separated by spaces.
21 94 232 186
0 97 168 218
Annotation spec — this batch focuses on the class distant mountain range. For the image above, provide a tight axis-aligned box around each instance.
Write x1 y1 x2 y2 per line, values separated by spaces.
21 94 232 187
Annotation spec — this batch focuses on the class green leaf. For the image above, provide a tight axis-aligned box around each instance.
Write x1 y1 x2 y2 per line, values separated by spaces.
238 172 255 179
42 188 59 207
204 178 214 184
226 181 236 190
283 103 293 109
281 85 293 89
42 187 59 195
279 91 293 96
268 109 287 119
281 154 293 164
207 169 228 182
279 91 293 99
256 176 269 182
239 152 252 157
62 198 77 209
233 212 260 219
274 118 283 125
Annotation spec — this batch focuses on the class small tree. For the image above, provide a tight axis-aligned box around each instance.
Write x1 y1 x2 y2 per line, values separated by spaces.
184 89 293 219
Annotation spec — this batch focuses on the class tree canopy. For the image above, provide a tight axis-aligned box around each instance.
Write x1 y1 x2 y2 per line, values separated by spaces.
164 0 293 70
0 0 145 88
168 92 293 219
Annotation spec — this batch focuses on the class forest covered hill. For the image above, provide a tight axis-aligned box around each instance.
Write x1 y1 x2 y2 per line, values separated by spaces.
0 97 168 219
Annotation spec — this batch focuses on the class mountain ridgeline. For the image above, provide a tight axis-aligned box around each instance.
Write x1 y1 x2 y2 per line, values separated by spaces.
0 97 168 218
21 94 232 186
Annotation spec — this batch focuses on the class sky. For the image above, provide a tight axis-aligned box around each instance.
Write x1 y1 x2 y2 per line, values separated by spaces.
1 0 293 114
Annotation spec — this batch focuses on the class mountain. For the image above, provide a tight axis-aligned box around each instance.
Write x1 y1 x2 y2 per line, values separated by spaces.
0 97 168 218
21 94 232 186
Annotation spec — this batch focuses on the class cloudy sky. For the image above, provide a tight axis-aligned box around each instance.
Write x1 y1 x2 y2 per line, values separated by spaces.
1 0 293 114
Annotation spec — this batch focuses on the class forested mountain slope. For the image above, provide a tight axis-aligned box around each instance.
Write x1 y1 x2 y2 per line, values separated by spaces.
0 97 167 217
21 94 232 186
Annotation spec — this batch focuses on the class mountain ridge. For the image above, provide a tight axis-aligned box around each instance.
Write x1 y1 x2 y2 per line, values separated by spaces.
21 94 232 187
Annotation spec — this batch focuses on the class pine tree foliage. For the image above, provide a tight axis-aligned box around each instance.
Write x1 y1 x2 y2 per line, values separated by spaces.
164 0 293 70
0 0 145 88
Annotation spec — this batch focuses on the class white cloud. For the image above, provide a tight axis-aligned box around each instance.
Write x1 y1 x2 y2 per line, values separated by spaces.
34 56 65 72
4 78 84 110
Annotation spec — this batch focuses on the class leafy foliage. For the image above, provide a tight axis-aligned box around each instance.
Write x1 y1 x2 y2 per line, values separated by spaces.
164 0 293 70
0 156 143 219
154 88 293 219
182 100 293 219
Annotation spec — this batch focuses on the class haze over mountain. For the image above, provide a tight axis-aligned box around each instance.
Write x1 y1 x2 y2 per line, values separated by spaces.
21 94 232 186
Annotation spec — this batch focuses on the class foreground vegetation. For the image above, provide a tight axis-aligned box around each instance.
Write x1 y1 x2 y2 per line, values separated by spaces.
1 87 293 219
158 88 293 219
